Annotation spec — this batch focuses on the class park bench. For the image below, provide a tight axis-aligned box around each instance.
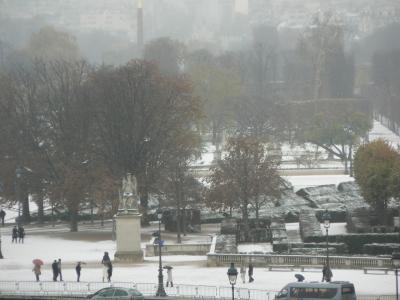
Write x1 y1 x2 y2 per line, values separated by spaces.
268 265 296 271
363 267 391 274
299 265 324 272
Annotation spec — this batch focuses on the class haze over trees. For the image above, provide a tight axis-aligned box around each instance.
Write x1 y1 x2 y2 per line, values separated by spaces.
0 1 400 231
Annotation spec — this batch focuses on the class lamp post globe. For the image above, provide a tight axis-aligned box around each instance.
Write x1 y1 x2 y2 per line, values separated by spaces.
392 252 400 300
227 263 238 300
323 209 331 230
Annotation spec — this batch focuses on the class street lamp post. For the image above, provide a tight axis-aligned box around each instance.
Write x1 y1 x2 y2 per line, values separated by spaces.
15 166 22 220
156 209 166 297
392 252 400 300
323 210 331 268
227 263 238 300
0 227 3 259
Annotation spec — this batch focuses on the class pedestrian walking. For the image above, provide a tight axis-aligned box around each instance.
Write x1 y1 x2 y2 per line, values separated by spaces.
0 209 6 226
18 225 25 243
33 264 41 282
166 267 173 287
101 252 111 282
52 260 59 281
76 262 82 282
322 264 332 282
12 226 18 243
248 263 254 283
107 261 113 282
240 264 246 283
58 259 63 281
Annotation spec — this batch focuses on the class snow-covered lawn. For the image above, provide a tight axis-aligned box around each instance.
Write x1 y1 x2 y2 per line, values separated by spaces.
0 232 394 295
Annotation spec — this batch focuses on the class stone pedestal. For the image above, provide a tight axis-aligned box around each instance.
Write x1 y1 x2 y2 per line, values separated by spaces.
114 211 143 262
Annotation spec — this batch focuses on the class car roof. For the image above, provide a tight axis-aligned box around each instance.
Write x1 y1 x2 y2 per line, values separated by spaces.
285 281 353 288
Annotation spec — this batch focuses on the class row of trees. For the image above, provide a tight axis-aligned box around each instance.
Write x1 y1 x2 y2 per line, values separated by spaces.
0 57 202 232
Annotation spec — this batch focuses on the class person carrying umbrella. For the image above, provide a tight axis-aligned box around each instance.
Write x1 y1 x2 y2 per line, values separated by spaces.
164 265 173 287
32 259 43 282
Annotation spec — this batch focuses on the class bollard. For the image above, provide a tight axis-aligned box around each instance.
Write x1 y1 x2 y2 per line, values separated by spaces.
87 282 90 291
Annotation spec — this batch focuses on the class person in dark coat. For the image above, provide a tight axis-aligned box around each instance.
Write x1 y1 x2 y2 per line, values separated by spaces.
58 259 63 281
0 209 6 226
76 262 82 282
322 264 333 282
52 260 59 281
18 225 25 243
101 252 111 282
12 226 18 243
248 263 254 282
107 262 113 282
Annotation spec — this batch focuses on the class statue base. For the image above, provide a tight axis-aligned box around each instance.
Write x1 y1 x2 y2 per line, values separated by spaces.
114 250 144 263
114 212 143 263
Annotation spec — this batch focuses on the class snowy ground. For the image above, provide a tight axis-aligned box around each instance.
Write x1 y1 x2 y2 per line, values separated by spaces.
0 229 395 295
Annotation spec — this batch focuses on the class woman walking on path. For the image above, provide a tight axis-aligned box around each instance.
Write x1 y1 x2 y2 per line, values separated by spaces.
33 264 41 282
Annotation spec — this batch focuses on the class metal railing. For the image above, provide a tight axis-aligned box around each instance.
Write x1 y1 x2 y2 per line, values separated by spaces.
0 281 395 300
207 253 393 269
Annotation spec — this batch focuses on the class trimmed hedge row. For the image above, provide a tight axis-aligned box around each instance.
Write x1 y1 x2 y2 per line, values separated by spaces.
305 233 400 254
363 243 400 255
273 242 348 254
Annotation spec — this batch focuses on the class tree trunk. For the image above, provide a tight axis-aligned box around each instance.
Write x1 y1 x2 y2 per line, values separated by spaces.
348 144 354 177
182 207 187 236
70 209 78 232
22 192 30 223
36 194 44 224
140 187 149 226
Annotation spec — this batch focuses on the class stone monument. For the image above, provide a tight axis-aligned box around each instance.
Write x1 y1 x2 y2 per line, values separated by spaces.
114 173 143 262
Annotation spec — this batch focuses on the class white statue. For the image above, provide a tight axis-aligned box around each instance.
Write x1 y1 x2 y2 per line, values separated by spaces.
119 173 139 213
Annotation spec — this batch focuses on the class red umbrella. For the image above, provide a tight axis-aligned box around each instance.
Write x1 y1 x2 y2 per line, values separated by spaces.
32 259 44 266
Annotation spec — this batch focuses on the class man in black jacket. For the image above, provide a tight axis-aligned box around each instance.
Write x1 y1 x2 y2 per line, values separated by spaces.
52 260 59 281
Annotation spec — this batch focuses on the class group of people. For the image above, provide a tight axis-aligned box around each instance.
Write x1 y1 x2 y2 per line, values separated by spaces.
51 259 63 281
101 252 113 282
12 225 25 243
239 263 254 283
33 259 83 282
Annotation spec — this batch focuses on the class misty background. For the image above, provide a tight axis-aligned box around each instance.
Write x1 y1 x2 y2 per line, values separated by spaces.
1 0 400 231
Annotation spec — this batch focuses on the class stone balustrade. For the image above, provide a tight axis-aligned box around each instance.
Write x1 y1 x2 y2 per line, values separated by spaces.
207 252 392 269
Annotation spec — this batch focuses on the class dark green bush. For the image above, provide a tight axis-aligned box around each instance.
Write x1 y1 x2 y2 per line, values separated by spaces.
363 243 400 255
305 233 400 254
